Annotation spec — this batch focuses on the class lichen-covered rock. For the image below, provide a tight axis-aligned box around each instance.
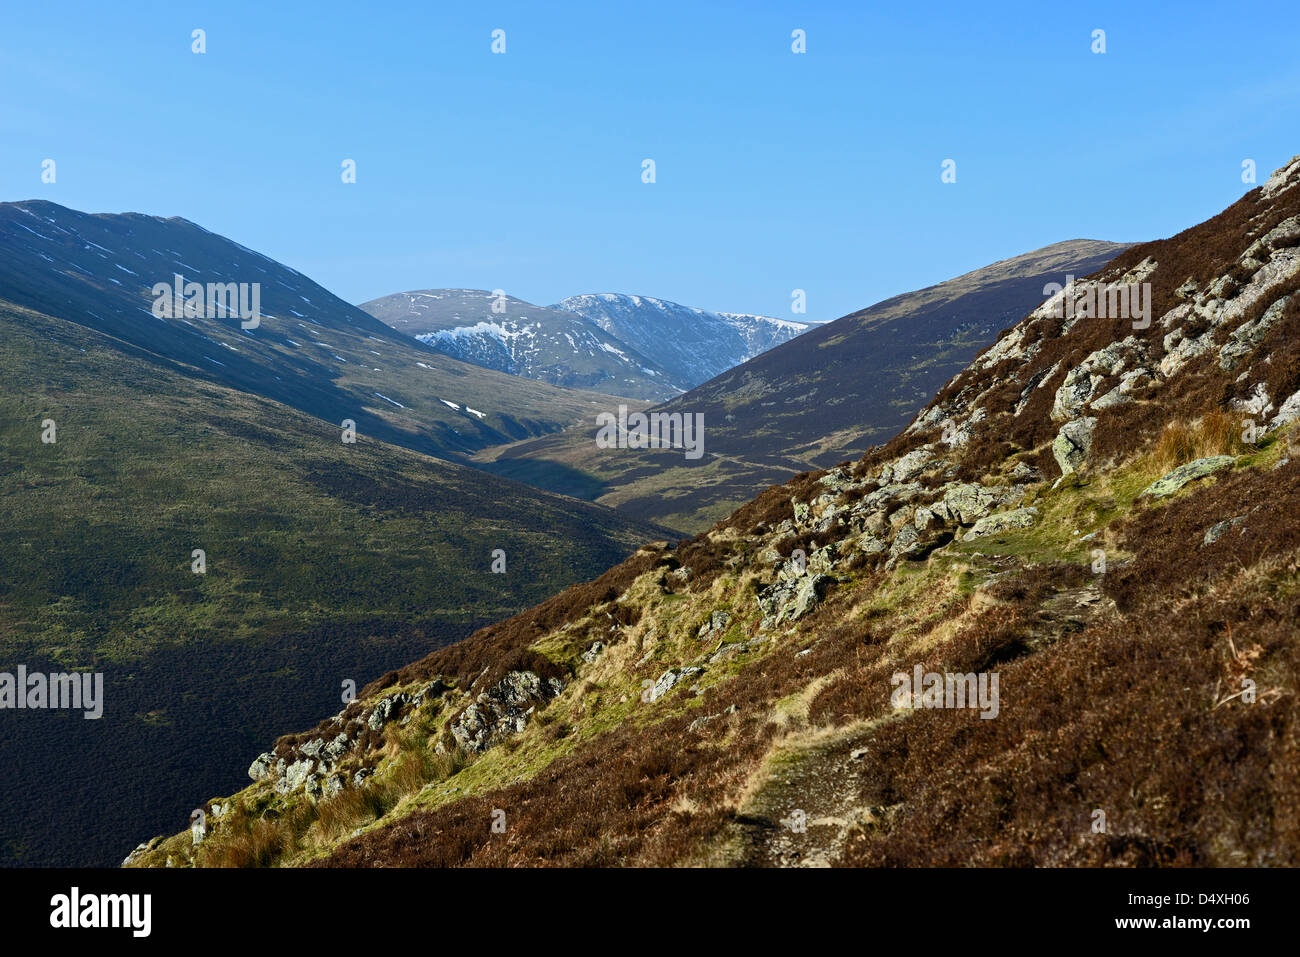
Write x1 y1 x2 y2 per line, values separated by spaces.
784 574 832 623
817 468 854 492
1052 339 1141 421
806 543 841 576
321 732 352 763
758 573 832 628
697 611 731 640
913 504 943 532
688 704 738 731
1220 294 1291 370
1159 327 1214 377
650 666 703 702
367 692 409 731
940 482 1000 525
248 752 279 782
278 759 315 795
449 671 565 754
1052 417 1097 475
888 445 943 482
855 532 889 556
409 678 448 710
965 507 1039 539
889 524 921 559
1202 516 1246 546
1270 389 1300 430
1009 462 1038 483
1141 456 1235 498
792 500 812 526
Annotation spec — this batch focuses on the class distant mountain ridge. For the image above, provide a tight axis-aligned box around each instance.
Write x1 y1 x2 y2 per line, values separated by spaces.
359 289 809 402
359 289 690 401
551 293 809 389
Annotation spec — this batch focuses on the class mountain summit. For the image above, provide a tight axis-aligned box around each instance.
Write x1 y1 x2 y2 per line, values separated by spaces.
359 288 690 401
359 289 809 401
552 293 808 388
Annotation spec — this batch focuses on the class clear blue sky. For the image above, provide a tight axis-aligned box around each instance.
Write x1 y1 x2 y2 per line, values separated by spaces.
4 1 1299 323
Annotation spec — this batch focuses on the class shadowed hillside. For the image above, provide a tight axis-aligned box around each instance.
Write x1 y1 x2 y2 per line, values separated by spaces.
0 297 671 867
0 202 622 460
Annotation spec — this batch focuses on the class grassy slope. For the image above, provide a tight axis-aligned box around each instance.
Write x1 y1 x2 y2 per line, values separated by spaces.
134 432 1300 868
0 299 671 867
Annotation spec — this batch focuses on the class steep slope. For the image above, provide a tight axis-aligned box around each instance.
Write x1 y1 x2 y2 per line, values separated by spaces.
0 297 673 868
130 155 1300 870
0 203 617 458
477 240 1128 532
553 293 809 388
360 289 688 401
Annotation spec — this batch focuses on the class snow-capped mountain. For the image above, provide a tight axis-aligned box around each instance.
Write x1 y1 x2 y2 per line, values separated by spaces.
360 289 689 401
552 293 810 388
716 311 813 357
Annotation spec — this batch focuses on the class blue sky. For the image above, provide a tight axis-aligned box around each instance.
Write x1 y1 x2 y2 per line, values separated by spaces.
4 1 1299 322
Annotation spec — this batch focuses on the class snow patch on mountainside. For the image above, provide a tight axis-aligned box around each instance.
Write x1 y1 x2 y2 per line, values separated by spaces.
552 293 810 387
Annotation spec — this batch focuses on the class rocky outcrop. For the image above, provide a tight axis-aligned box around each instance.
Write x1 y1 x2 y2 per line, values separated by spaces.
246 678 449 797
1202 515 1246 546
649 666 703 702
1220 293 1292 370
1272 389 1300 430
758 573 833 628
448 671 564 754
1052 339 1142 422
697 610 731 640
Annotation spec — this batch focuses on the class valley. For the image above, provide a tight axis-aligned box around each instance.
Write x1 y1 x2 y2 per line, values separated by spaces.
127 154 1300 870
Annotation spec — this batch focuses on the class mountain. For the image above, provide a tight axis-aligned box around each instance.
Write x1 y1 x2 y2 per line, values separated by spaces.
359 289 689 401
717 311 815 355
0 203 620 460
0 218 676 867
552 293 810 388
477 240 1129 532
129 154 1300 869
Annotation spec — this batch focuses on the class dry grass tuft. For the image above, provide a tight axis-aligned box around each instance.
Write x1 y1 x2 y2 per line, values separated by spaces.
1148 410 1250 474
